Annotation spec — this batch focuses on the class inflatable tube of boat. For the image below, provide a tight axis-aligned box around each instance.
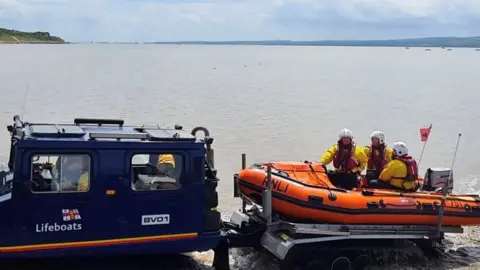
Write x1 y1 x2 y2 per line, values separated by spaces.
236 162 480 226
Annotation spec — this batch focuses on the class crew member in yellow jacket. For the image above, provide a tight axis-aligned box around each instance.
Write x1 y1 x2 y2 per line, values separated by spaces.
369 141 419 191
56 156 90 192
157 154 175 169
77 171 89 191
155 154 177 189
320 128 367 190
364 131 393 182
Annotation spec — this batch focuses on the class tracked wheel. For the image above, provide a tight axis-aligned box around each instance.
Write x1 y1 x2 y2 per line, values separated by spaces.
329 255 351 270
351 254 370 270
279 245 303 270
302 258 329 270
280 245 329 270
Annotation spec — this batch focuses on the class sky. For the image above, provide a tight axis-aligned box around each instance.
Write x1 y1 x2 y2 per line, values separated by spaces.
0 0 480 42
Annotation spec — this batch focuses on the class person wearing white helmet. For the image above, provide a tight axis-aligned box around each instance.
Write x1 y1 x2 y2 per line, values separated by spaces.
369 141 419 191
320 128 367 190
364 131 393 182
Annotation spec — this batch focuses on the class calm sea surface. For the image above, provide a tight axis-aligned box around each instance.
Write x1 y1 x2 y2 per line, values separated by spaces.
1 44 479 269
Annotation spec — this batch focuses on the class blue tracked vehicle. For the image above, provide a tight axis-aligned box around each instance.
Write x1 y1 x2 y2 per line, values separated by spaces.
0 115 229 269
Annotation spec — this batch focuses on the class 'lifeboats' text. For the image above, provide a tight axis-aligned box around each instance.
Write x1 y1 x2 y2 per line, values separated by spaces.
36 222 82 232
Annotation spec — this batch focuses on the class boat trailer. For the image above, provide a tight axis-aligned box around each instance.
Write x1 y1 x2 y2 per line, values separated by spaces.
218 154 464 270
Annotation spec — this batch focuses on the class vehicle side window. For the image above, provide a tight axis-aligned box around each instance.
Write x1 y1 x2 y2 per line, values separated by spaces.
31 154 91 193
131 153 182 191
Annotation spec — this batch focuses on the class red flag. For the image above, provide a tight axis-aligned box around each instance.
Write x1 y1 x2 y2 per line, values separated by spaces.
420 125 432 142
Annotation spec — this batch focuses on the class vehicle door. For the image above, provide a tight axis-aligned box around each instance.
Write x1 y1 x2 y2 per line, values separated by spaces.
16 150 97 248
121 148 203 248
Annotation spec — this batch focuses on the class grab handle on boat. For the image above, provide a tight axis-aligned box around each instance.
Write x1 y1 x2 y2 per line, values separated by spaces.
366 190 477 202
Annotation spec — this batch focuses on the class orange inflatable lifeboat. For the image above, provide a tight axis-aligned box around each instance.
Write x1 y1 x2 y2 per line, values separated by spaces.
235 161 480 226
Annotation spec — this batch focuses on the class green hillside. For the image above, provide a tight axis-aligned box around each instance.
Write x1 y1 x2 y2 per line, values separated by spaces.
0 28 65 44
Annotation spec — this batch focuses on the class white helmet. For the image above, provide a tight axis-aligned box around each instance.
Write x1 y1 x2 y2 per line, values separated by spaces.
370 131 385 144
338 128 353 140
392 141 408 156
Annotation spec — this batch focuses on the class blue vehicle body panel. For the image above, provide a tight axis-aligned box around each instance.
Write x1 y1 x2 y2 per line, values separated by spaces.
0 119 223 259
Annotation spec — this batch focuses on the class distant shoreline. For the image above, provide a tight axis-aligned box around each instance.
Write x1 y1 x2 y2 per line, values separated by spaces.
152 36 480 48
78 36 480 48
2 31 480 48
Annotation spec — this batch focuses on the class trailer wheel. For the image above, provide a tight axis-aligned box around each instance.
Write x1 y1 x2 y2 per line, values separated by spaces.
330 256 351 270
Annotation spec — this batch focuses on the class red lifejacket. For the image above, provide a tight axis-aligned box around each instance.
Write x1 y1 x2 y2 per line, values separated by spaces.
367 145 388 172
395 156 418 181
333 143 358 172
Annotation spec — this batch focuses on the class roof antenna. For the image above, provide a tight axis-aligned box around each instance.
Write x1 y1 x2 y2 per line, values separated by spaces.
20 83 30 120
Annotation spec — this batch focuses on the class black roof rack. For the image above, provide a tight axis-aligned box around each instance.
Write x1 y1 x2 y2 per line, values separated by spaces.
89 132 148 140
29 124 86 138
87 130 197 142
145 129 196 142
74 118 124 127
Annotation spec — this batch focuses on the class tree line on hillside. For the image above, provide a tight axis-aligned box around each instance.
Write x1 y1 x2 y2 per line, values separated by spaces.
0 28 65 43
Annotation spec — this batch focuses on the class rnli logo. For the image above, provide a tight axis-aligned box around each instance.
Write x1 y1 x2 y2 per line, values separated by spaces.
62 209 81 221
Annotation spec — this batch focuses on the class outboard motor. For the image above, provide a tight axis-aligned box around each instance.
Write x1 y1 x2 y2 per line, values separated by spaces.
422 167 454 193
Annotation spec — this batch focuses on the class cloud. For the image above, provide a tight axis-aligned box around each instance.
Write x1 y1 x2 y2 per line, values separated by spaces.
0 0 479 42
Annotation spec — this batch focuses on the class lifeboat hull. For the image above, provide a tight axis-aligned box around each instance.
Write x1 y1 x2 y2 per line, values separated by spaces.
236 162 480 226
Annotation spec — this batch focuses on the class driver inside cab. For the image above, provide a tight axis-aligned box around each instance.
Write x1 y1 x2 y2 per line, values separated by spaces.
59 156 89 192
154 154 177 189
